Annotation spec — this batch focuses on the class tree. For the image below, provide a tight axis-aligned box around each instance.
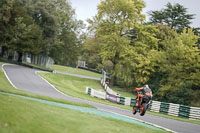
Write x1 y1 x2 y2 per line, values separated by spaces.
192 27 200 48
0 0 13 57
25 0 59 55
7 2 43 62
148 2 194 33
0 0 44 62
145 24 177 94
156 28 200 105
81 37 102 69
48 0 85 65
114 24 159 87
86 0 160 87
91 0 146 85
0 0 84 65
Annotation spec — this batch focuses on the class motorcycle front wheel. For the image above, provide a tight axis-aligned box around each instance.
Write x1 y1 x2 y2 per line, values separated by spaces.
139 103 147 116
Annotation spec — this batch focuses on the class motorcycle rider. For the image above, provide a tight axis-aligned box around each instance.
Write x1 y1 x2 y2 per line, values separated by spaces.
134 84 152 108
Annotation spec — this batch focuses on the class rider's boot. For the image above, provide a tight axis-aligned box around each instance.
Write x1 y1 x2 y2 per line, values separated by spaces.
133 101 139 115
133 106 137 114
135 101 140 107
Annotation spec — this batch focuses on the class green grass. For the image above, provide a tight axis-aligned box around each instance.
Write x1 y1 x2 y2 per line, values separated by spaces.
53 64 102 78
0 62 4 66
39 72 133 110
53 65 135 98
0 94 165 133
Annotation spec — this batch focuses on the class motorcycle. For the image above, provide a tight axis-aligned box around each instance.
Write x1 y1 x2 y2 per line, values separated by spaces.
132 91 151 116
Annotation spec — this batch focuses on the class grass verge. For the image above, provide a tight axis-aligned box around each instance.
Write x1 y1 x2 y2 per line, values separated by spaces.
39 72 132 110
0 94 165 133
0 62 4 66
53 65 135 98
111 86 136 98
53 64 102 78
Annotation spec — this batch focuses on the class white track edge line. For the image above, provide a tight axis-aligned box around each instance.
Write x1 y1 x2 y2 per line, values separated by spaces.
2 64 19 89
35 71 71 97
99 108 178 133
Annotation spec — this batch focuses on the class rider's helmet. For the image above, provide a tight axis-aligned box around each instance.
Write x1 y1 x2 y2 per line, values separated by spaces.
144 84 149 88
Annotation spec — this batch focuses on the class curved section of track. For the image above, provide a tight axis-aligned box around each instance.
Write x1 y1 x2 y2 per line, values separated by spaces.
3 64 200 133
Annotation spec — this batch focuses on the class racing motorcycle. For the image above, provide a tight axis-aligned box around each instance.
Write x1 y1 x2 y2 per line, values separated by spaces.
132 91 151 116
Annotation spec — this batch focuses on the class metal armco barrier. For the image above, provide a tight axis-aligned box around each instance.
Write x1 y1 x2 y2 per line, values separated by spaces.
150 101 161 113
86 70 200 120
179 105 190 118
160 102 170 114
125 97 131 106
189 107 200 120
119 96 131 106
168 103 179 116
86 87 91 95
130 98 137 107
119 97 125 105
107 93 119 103
86 87 106 100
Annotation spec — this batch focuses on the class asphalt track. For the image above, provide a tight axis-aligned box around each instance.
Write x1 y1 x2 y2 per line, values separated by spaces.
3 64 200 133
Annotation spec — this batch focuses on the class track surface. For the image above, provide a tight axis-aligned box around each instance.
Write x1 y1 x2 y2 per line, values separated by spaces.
3 64 200 133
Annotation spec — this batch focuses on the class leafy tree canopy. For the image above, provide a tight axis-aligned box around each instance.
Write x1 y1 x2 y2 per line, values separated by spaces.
0 0 85 65
148 2 195 33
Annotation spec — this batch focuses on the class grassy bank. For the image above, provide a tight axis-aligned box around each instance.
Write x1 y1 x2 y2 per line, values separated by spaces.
0 62 4 66
53 64 102 78
111 86 136 98
53 64 136 98
0 94 165 133
39 72 132 110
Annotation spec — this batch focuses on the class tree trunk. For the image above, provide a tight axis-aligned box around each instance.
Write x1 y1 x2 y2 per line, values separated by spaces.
0 46 7 57
110 51 119 86
8 50 14 60
8 55 13 60
17 52 23 63
110 75 116 86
